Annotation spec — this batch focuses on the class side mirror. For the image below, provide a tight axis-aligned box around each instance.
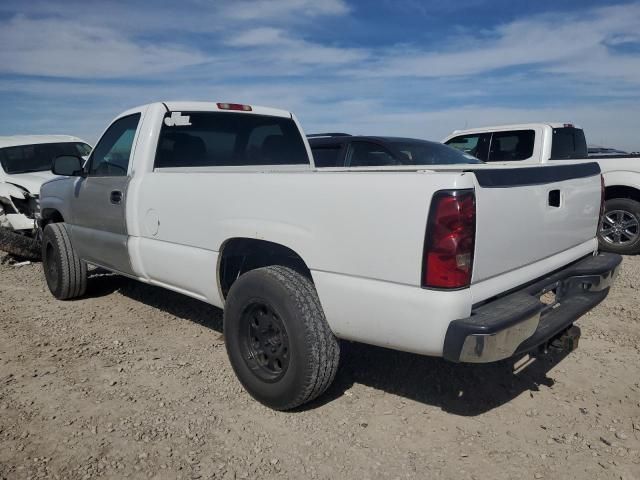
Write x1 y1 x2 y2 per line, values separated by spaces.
52 155 84 176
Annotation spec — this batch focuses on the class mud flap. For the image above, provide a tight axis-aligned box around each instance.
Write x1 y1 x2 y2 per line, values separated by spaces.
0 227 41 260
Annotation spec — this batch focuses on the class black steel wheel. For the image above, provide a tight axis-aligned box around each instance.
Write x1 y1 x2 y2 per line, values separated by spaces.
239 301 290 382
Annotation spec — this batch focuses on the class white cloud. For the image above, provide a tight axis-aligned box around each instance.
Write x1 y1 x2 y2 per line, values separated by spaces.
352 4 640 84
3 1 637 84
226 27 367 67
0 0 354 79
0 0 350 33
218 0 349 20
227 27 286 47
0 16 208 78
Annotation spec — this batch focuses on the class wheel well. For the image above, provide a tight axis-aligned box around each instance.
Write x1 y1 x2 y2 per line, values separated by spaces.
41 209 64 227
218 238 311 298
605 185 640 203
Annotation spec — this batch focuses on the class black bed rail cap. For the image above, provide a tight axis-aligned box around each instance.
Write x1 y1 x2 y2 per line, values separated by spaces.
470 162 601 188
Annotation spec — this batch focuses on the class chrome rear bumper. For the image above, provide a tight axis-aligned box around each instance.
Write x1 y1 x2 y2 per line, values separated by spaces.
443 252 622 363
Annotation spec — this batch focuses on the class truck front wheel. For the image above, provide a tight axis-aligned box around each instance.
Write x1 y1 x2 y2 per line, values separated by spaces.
223 266 340 410
598 198 640 255
42 223 87 300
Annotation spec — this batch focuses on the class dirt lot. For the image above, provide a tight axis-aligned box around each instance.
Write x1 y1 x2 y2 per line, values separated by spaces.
1 255 639 480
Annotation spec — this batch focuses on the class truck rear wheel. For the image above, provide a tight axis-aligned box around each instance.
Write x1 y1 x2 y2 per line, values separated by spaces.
598 198 640 255
223 266 340 410
42 223 87 300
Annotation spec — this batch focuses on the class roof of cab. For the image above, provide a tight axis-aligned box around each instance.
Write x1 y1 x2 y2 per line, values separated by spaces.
448 122 582 136
120 101 293 119
0 135 88 149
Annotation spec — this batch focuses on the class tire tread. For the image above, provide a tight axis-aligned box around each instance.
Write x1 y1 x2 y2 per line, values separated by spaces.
265 266 340 409
42 223 87 300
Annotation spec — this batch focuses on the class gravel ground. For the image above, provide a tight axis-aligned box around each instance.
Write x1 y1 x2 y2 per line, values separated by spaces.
1 255 639 480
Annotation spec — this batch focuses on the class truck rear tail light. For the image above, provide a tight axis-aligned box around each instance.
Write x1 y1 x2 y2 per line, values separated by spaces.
217 103 252 111
423 190 476 289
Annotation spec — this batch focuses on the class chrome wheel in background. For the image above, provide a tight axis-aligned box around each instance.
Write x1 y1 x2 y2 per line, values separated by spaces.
600 209 640 246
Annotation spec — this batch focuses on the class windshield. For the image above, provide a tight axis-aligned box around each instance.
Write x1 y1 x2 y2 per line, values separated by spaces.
550 128 587 160
0 142 92 175
390 140 483 165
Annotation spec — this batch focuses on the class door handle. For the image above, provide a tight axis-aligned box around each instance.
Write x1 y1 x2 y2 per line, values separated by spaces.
110 190 123 205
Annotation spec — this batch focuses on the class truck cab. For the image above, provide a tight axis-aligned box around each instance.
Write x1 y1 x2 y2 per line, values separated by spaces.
443 123 587 164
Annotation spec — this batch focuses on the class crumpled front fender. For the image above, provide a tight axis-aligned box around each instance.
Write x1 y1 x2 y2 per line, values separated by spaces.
0 181 27 201
0 181 35 231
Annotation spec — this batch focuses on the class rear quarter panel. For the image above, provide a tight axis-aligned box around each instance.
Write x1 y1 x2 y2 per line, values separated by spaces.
128 169 476 355
592 158 640 190
130 170 475 289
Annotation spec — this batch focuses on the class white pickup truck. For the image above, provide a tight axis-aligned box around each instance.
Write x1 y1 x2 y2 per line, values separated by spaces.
38 103 620 410
443 123 640 255
0 135 91 258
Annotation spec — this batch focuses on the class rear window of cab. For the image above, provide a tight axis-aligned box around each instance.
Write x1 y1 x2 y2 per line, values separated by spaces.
551 127 588 160
154 112 310 168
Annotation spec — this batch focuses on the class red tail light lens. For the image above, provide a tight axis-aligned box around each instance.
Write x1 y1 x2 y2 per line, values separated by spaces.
423 190 476 289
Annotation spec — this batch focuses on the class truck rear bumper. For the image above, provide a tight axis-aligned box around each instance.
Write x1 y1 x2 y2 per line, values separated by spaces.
443 252 622 363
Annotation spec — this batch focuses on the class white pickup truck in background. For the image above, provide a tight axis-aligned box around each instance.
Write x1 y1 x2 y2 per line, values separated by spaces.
0 135 91 259
38 103 620 410
443 124 640 255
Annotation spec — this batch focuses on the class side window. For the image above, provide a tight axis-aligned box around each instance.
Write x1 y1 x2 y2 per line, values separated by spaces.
348 142 397 167
487 130 535 162
312 147 343 167
88 114 141 176
445 134 490 161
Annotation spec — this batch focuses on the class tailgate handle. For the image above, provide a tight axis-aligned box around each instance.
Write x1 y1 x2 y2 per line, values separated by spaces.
548 190 561 207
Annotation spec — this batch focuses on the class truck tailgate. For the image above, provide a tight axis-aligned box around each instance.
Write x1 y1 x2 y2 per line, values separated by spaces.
470 163 601 283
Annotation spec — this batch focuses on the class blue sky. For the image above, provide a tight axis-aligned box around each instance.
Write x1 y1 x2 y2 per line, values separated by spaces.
1 0 639 150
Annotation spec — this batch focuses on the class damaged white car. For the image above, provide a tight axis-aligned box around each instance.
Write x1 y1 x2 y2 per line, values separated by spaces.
0 135 91 258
